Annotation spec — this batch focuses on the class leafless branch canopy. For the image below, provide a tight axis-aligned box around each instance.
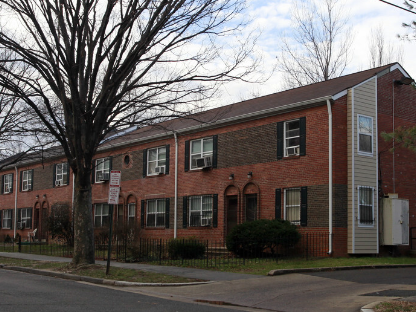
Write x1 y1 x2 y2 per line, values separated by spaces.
0 0 259 172
277 0 353 89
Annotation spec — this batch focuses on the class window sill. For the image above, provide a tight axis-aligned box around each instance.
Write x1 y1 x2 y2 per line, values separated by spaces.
144 226 166 230
283 155 301 160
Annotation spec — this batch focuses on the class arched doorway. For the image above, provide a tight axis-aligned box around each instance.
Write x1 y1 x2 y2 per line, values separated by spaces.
243 183 260 222
225 185 239 236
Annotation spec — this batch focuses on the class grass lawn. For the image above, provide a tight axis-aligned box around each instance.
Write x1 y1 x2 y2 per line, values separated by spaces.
375 301 416 312
152 256 416 275
0 257 204 283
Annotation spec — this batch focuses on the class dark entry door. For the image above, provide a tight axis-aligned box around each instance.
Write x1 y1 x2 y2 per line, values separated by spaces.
227 196 238 236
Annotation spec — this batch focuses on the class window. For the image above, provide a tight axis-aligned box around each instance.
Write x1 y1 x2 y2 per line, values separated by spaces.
117 205 124 224
2 174 13 194
95 158 111 183
19 208 32 229
358 186 374 225
285 188 301 225
277 117 306 159
284 120 300 156
189 195 213 226
55 163 68 186
2 209 12 229
146 199 165 227
358 115 373 154
147 146 166 175
21 170 33 191
94 203 110 227
190 137 213 169
128 203 136 224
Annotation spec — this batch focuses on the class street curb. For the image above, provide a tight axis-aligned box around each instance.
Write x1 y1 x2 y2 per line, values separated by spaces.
0 265 213 287
360 301 382 312
268 264 416 276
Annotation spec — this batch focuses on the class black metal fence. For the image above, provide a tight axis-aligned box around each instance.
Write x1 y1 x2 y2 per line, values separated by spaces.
1 232 331 267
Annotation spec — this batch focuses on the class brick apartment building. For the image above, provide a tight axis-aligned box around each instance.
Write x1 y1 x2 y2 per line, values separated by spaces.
1 63 415 257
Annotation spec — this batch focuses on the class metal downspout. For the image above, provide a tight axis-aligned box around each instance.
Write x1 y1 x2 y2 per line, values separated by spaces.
327 99 333 255
173 132 178 239
14 166 18 238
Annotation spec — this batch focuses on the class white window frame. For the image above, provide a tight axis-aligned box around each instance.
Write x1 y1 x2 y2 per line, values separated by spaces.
358 186 374 227
147 146 167 176
2 209 12 229
146 199 165 227
128 203 136 225
20 208 32 229
22 170 32 191
284 188 301 225
190 137 213 169
189 195 213 227
56 163 68 186
94 203 110 227
284 119 300 157
3 174 13 194
95 158 110 183
357 114 373 155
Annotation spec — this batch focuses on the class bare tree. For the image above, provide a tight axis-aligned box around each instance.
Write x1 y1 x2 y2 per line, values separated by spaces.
368 25 404 68
277 0 353 89
0 0 259 265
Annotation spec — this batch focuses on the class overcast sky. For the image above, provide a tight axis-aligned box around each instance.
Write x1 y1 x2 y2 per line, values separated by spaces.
217 0 416 106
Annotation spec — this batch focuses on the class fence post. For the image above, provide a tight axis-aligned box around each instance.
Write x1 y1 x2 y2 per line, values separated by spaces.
159 238 162 265
18 236 21 253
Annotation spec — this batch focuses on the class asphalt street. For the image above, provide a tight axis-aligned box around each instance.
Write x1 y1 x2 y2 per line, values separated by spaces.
0 269 242 312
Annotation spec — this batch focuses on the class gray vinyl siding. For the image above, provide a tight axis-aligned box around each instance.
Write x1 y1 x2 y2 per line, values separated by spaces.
347 77 378 254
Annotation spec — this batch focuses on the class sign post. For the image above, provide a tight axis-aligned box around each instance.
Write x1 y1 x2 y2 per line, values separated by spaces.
106 170 121 275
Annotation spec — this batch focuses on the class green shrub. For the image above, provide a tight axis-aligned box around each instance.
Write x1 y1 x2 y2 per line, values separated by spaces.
226 219 300 257
168 238 206 259
4 234 12 243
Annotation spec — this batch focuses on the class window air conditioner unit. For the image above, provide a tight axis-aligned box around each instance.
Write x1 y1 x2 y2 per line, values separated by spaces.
287 147 300 156
18 221 26 230
55 180 61 186
196 156 212 168
97 172 110 181
154 166 165 174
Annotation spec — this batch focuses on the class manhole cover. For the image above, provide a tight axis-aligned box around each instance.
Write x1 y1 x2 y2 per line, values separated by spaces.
363 290 416 297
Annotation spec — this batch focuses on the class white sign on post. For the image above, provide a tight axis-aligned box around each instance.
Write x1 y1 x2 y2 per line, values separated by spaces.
108 170 121 205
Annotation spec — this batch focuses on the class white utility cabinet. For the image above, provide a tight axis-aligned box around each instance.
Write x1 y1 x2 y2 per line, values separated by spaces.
382 197 409 245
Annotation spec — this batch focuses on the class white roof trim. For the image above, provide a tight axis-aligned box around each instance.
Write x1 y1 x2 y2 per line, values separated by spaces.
332 90 347 100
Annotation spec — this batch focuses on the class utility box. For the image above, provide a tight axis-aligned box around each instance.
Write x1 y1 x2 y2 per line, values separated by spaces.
382 197 409 245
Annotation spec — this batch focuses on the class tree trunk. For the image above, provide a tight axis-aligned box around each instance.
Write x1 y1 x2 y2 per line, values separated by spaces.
72 168 95 265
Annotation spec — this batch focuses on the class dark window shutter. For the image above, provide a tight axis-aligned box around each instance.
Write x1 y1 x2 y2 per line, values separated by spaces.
28 208 33 229
66 164 70 186
30 169 34 191
10 209 13 230
140 200 145 228
0 210 2 229
108 157 113 171
142 149 147 178
20 171 23 192
165 198 170 228
165 145 170 174
212 194 218 228
184 141 190 172
53 164 57 187
300 186 308 226
91 160 96 184
277 121 284 159
275 189 282 219
299 117 306 156
10 173 13 193
212 135 218 168
1 175 3 194
182 196 188 228
17 208 22 222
